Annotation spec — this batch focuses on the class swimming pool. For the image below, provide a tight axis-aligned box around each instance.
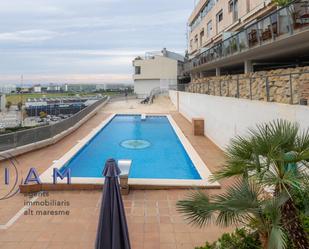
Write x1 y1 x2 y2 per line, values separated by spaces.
41 114 219 187
61 114 201 179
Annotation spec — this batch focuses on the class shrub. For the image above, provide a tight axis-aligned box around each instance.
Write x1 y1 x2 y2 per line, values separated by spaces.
39 111 47 119
195 228 262 249
272 0 293 6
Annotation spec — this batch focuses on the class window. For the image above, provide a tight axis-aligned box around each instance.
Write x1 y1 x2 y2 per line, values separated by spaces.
216 10 223 34
200 29 204 46
228 0 238 21
135 66 141 75
228 0 233 12
207 20 212 37
190 0 216 32
217 10 223 23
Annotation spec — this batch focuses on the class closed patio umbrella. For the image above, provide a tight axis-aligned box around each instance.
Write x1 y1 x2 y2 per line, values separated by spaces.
95 158 131 249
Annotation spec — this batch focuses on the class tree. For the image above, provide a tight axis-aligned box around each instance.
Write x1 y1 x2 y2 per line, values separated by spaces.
17 101 22 111
39 111 47 119
5 101 12 111
214 120 309 249
272 0 293 7
177 180 287 249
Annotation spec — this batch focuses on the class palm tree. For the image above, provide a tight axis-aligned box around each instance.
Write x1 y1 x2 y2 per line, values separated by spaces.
177 180 287 249
214 120 309 249
5 101 12 111
17 101 22 111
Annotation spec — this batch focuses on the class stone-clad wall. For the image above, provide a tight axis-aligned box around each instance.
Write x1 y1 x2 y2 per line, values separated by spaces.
189 66 309 105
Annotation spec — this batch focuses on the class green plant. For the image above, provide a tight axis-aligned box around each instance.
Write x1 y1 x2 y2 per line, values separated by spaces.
214 120 309 249
230 39 238 52
178 180 286 249
300 214 309 235
39 111 47 119
17 101 22 111
272 0 292 6
293 189 309 237
195 228 262 249
196 241 214 249
5 101 12 111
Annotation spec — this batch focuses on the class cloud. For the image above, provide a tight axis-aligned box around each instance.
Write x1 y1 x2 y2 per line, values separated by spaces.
0 30 60 42
0 73 132 85
0 0 193 84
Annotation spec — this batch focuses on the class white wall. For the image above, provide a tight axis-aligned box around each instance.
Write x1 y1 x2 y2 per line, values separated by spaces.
133 56 178 81
169 90 309 150
0 94 6 112
134 79 160 98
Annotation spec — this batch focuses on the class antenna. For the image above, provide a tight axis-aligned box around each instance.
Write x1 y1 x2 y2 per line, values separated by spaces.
20 74 23 126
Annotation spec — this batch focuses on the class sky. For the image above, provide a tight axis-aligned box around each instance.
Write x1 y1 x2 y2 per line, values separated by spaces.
0 0 194 85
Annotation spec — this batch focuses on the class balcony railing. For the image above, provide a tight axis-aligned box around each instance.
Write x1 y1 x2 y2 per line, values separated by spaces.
170 70 309 106
188 0 309 70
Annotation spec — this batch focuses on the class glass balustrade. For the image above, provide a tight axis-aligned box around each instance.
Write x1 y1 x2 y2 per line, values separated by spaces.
188 0 308 70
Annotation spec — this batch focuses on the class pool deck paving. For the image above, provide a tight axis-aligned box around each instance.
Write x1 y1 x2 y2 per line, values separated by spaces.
0 97 234 249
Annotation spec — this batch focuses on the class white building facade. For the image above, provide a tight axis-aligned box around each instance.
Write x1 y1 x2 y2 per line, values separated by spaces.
0 85 16 94
133 49 184 98
33 85 42 93
0 94 6 112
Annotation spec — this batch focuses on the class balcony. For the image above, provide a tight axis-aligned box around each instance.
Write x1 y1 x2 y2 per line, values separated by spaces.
188 0 309 72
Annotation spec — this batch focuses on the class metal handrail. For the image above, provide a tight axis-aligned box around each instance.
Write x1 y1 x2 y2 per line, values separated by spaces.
0 96 109 151
171 70 309 105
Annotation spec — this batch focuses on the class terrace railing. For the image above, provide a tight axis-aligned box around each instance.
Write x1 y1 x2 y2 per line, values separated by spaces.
0 96 108 152
187 0 309 70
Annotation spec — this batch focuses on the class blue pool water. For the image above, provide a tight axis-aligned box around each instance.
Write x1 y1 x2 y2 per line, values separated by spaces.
60 115 201 179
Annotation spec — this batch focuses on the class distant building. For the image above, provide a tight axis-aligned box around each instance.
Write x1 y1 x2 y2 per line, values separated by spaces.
132 48 185 98
33 85 42 93
63 84 97 92
20 87 31 93
0 94 6 112
47 84 61 92
103 84 132 91
95 84 106 91
0 85 16 94
25 96 100 116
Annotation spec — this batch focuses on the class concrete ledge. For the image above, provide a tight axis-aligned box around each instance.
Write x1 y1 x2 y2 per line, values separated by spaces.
0 97 109 160
19 182 220 193
19 184 103 193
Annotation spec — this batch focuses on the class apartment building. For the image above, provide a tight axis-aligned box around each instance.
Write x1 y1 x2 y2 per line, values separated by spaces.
133 48 185 98
33 85 42 93
0 84 16 94
187 0 309 77
63 84 97 92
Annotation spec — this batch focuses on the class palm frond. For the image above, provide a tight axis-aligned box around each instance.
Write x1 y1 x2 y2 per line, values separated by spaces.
268 227 287 249
213 180 264 227
295 129 309 153
214 136 261 180
177 191 215 227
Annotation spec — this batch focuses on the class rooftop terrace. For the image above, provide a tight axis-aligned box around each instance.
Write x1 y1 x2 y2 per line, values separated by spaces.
0 97 233 249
